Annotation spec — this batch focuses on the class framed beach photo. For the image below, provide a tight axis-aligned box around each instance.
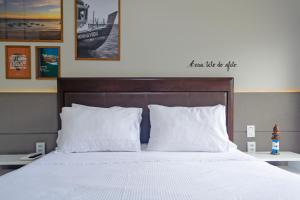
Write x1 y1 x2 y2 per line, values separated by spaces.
75 0 120 60
36 46 61 80
0 0 63 42
5 46 31 79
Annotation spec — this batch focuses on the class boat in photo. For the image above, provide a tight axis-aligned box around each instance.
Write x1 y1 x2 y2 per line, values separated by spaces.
76 0 118 50
42 54 58 66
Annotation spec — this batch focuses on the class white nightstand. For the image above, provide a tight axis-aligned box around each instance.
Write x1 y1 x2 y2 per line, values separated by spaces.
247 151 300 175
0 154 33 176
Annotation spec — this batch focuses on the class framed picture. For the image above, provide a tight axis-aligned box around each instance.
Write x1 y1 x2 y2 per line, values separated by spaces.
36 46 61 80
5 46 31 79
75 0 120 60
0 0 63 42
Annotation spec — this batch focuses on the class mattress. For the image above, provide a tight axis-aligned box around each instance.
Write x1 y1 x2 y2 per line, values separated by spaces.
0 150 300 200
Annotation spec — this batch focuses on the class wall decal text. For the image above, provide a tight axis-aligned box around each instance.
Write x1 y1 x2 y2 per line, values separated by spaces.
188 60 238 72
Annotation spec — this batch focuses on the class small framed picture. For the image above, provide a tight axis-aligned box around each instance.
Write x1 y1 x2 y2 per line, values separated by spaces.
5 46 31 79
36 46 61 80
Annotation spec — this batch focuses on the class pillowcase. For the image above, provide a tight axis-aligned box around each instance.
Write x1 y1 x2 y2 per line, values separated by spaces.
72 103 122 110
56 106 142 152
147 104 231 152
71 104 143 142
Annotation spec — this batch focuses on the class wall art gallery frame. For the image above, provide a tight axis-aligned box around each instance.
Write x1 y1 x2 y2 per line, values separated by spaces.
36 46 61 80
5 45 31 79
0 0 63 42
75 0 121 61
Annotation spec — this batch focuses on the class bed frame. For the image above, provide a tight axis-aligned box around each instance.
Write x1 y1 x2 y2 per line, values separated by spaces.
58 78 234 142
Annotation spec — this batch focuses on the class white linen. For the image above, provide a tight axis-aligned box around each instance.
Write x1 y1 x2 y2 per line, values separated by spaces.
147 104 231 152
1 150 300 200
57 106 142 152
72 103 123 110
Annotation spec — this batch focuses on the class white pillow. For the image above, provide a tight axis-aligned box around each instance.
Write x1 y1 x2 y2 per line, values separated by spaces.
71 104 142 141
56 106 142 152
72 103 122 110
147 104 231 152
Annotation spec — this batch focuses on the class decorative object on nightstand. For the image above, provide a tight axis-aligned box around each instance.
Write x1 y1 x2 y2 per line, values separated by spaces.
271 124 280 155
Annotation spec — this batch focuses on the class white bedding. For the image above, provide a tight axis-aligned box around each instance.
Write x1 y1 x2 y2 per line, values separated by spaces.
1 150 300 200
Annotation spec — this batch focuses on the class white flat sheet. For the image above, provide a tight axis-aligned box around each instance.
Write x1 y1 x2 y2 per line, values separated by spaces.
0 150 300 200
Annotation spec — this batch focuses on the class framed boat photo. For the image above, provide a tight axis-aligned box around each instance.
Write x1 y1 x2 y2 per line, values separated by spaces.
5 46 31 79
75 0 120 60
0 0 63 42
36 46 61 80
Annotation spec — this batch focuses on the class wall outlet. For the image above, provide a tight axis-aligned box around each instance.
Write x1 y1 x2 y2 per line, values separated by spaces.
36 142 46 155
247 125 255 138
247 141 256 153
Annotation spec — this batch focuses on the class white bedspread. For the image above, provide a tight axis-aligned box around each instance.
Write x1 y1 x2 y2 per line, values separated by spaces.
1 150 300 200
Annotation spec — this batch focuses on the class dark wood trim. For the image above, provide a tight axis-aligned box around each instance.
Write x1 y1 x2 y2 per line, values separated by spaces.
57 77 234 141
58 77 233 92
227 78 234 141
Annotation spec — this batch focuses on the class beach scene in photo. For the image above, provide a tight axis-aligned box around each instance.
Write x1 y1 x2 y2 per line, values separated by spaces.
76 0 119 59
0 0 62 41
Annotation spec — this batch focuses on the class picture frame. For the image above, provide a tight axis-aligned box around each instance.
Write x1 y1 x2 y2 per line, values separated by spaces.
36 46 61 80
75 0 120 60
0 0 63 42
5 46 31 79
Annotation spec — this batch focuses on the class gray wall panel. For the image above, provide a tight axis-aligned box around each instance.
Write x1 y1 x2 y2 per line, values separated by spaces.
0 133 57 154
235 93 300 132
0 93 300 153
0 94 57 133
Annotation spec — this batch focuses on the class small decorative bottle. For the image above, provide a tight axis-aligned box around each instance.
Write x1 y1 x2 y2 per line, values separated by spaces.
271 124 280 155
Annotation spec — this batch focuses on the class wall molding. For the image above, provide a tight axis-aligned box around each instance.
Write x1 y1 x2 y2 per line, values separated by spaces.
235 89 300 93
1 89 300 94
235 131 300 135
0 89 57 93
1 131 299 135
0 132 57 135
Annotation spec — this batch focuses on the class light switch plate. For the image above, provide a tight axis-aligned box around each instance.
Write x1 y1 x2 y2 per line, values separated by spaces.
36 142 45 155
247 125 255 138
247 141 256 153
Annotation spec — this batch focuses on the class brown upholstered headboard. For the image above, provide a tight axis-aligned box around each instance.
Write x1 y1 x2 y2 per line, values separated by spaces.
58 78 234 142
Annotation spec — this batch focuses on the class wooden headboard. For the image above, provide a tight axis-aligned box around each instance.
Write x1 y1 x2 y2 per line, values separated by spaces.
58 77 234 142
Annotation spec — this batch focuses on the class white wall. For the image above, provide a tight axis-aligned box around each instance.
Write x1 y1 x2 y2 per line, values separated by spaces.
0 0 300 92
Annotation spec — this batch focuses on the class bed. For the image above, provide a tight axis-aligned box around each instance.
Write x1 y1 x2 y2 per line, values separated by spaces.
0 77 300 200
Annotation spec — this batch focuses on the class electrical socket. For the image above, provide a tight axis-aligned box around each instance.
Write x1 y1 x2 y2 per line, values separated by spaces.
247 141 256 153
247 125 255 138
36 142 45 155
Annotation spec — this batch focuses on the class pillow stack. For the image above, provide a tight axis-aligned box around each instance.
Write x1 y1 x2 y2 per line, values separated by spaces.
57 103 234 153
